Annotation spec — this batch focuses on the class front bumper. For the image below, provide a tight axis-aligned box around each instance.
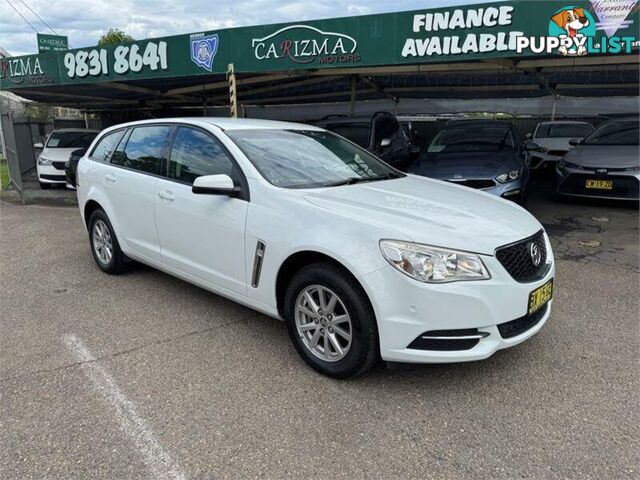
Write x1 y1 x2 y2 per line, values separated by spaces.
486 179 527 203
37 163 67 183
362 245 555 363
530 152 564 170
446 178 527 203
555 166 639 200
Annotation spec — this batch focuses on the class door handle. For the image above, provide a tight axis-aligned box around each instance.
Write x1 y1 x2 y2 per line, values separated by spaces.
158 191 175 201
105 174 116 183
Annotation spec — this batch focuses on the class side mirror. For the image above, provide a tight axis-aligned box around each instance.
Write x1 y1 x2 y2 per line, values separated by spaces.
568 138 581 146
524 139 541 151
192 174 240 197
33 142 43 149
380 138 391 148
525 133 533 139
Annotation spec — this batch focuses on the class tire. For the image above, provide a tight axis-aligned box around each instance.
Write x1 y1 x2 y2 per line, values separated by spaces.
88 209 127 274
284 262 379 379
39 182 51 189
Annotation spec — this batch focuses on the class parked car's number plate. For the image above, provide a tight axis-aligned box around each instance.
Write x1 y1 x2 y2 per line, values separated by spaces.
585 179 613 190
528 279 553 315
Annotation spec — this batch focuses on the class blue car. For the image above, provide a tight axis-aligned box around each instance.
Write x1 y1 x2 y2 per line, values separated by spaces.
408 120 531 206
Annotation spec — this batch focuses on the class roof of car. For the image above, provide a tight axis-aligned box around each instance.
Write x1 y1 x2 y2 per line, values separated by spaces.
51 128 99 133
105 117 323 132
536 121 592 126
314 112 397 126
444 119 513 128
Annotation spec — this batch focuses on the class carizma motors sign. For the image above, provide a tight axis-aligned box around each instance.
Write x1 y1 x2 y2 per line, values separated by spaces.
251 25 360 65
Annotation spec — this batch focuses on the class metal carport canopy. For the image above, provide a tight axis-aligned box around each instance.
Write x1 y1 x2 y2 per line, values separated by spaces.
0 0 638 111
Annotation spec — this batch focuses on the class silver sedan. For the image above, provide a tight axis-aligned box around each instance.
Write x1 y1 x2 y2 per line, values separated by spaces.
556 119 639 200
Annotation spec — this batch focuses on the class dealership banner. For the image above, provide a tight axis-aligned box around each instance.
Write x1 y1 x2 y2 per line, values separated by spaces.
1 0 638 90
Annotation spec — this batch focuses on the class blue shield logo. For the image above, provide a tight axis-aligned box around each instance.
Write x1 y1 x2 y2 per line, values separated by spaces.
190 34 219 72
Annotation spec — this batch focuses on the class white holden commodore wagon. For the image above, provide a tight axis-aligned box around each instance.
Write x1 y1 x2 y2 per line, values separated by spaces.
77 118 554 378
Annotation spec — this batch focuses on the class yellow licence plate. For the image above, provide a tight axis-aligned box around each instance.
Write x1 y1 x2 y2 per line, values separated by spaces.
585 179 613 190
528 279 553 315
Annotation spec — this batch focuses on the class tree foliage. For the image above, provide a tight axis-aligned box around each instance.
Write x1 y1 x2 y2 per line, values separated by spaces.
98 28 135 47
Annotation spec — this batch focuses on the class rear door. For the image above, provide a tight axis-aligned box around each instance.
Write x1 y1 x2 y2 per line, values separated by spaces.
107 125 172 262
154 125 249 295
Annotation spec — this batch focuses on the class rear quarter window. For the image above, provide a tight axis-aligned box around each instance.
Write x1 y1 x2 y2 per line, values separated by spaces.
90 130 126 163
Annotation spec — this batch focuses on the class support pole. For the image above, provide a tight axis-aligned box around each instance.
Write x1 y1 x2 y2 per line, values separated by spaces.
203 98 208 117
349 75 357 116
550 95 558 121
227 63 238 119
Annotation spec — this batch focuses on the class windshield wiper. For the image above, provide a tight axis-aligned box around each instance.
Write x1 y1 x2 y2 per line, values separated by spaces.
323 172 401 187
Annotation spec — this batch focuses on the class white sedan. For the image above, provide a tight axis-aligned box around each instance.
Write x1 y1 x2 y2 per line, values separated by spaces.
77 118 554 378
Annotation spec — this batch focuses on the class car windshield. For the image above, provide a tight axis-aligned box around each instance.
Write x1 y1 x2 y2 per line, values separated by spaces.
46 131 97 148
582 121 639 146
323 123 371 148
535 123 593 138
427 125 514 153
226 129 403 189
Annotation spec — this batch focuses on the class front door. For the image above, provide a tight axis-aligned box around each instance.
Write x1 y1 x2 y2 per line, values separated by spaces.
154 126 249 295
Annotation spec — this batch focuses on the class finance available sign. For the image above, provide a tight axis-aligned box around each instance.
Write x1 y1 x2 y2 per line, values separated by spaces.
1 0 637 91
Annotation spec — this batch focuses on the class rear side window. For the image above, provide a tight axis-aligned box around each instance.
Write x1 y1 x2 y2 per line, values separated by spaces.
90 130 125 162
168 127 236 184
111 126 171 175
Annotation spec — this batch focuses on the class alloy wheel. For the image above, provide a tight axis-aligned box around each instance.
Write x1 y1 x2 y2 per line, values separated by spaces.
92 219 113 265
295 285 353 362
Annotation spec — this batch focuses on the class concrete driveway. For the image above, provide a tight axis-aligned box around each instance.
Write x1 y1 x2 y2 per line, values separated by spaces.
0 188 638 479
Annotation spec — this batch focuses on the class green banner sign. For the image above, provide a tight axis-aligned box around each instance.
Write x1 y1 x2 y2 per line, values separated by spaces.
2 1 637 91
37 33 69 53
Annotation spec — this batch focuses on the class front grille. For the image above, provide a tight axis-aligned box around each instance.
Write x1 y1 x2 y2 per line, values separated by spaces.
498 304 548 339
52 161 67 170
449 179 495 189
495 230 549 283
40 174 66 181
407 329 484 351
559 174 639 199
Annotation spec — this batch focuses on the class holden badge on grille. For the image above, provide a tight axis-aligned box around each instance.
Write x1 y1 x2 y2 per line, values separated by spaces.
529 242 542 267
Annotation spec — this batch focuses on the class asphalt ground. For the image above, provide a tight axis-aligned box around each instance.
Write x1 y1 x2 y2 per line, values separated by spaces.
1 180 638 479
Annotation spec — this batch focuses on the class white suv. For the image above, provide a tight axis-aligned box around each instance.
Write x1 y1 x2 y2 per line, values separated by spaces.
36 129 98 189
77 118 554 378
527 121 594 170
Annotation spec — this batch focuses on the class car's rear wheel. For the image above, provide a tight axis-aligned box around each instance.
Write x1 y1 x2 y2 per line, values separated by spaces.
88 209 127 274
284 262 379 378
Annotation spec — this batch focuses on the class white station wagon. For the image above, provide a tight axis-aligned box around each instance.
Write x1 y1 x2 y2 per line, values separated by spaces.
77 118 555 378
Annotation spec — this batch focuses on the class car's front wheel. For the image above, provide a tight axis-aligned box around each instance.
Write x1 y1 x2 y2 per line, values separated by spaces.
284 262 379 378
88 209 127 274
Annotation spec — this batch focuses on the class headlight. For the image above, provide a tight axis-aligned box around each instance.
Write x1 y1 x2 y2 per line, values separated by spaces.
558 160 583 170
38 156 52 166
496 170 520 183
534 146 549 153
379 240 490 283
